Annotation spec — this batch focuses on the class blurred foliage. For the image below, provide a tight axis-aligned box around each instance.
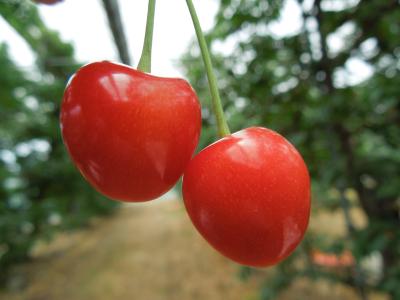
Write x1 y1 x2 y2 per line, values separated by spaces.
181 0 399 299
0 0 118 285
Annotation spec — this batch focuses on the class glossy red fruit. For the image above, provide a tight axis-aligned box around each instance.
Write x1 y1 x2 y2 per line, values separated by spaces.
182 127 310 267
61 61 201 202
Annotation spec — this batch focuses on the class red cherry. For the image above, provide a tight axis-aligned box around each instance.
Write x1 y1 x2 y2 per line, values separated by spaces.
182 127 310 267
61 61 201 202
33 0 63 5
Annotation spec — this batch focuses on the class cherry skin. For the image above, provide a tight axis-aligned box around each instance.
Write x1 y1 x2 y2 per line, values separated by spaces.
61 61 201 202
182 127 310 267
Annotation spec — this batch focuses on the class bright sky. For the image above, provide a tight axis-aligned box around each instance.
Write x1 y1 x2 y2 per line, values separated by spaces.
0 0 218 77
0 0 372 83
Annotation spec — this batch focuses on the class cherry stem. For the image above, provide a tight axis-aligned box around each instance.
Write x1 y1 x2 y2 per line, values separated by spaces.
137 0 156 73
185 0 231 137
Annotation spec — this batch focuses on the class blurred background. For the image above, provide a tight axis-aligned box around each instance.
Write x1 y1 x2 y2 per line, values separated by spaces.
0 0 399 299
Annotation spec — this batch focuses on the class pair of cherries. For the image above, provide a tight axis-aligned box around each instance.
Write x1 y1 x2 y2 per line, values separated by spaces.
61 61 310 267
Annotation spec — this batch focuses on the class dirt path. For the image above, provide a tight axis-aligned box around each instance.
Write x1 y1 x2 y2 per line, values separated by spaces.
2 199 261 300
0 199 388 300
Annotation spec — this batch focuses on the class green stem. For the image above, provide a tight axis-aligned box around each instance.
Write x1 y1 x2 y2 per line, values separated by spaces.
137 0 156 73
185 0 230 137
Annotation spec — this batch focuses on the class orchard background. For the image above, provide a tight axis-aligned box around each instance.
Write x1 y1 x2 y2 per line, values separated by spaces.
0 0 399 300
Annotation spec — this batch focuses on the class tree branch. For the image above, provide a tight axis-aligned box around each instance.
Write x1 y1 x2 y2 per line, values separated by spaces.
101 0 131 65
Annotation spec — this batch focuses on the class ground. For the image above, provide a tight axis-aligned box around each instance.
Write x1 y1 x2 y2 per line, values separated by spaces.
0 198 388 300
